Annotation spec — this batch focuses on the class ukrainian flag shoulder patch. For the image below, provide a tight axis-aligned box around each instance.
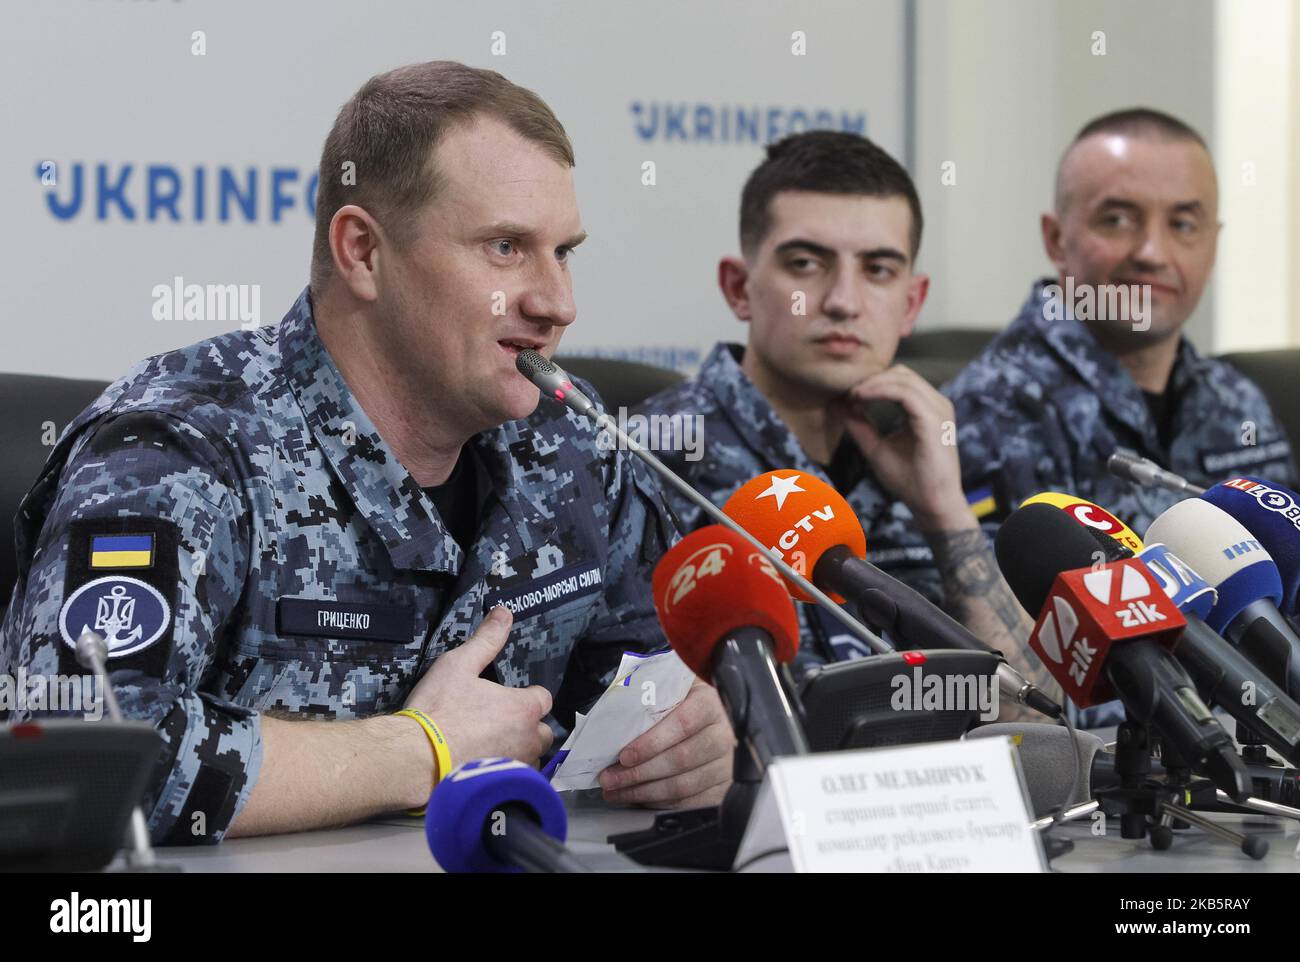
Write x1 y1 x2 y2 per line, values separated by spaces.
965 485 998 520
89 533 155 569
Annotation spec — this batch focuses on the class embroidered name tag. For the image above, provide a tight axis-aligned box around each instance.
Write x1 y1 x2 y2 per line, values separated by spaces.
277 598 414 643
485 563 604 619
1201 440 1293 476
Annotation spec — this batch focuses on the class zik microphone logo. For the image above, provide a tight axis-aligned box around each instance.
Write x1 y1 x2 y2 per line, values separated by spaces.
1035 593 1099 689
1082 564 1166 627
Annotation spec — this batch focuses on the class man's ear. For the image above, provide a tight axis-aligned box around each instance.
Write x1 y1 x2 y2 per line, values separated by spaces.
899 272 930 339
330 204 383 302
1040 211 1068 275
717 256 753 322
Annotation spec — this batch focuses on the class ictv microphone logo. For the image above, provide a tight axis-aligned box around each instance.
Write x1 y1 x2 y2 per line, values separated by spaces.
751 473 836 559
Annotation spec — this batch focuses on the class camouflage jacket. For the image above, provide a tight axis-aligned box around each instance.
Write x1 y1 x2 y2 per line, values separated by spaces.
635 342 947 677
0 289 677 844
946 279 1298 725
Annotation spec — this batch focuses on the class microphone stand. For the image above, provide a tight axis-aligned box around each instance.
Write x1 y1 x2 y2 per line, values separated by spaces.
607 661 804 871
76 629 169 872
1094 720 1268 860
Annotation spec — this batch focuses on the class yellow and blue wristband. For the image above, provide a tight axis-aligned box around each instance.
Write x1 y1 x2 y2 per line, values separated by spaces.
396 708 452 817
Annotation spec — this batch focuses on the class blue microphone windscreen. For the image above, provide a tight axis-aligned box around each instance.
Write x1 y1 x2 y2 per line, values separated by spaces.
1203 477 1300 615
425 757 567 873
1205 561 1284 634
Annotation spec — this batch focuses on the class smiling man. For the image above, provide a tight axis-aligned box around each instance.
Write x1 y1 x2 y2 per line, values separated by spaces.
946 107 1298 727
0 61 735 843
635 131 1055 710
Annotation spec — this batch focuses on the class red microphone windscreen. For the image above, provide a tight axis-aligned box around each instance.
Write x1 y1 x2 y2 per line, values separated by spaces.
651 524 800 681
721 470 867 602
1028 559 1186 707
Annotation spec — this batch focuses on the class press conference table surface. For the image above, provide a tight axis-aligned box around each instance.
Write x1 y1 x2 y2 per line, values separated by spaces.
159 791 1300 873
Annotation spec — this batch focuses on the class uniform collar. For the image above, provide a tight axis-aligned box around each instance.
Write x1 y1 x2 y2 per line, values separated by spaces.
701 342 823 471
699 342 887 514
278 289 556 574
1015 279 1206 455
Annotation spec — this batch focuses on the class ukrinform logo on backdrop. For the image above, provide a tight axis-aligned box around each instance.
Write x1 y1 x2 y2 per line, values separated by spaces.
595 409 705 462
35 161 318 223
629 101 867 142
1042 277 1152 331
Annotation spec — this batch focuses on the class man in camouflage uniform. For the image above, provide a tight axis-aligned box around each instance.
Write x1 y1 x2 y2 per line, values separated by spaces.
947 108 1298 726
637 132 1056 709
0 62 735 844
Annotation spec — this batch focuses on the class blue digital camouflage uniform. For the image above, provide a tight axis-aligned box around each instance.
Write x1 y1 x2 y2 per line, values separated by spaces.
0 289 677 845
946 279 1299 725
635 342 945 678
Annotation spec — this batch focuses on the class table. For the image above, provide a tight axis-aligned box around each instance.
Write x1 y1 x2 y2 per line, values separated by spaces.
157 790 1300 873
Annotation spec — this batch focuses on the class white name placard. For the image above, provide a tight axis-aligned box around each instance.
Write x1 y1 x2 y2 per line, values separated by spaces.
734 738 1045 872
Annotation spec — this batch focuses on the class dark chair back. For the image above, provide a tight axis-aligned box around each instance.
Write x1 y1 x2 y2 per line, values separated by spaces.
1217 350 1300 456
554 355 685 412
1 373 108 609
894 329 999 388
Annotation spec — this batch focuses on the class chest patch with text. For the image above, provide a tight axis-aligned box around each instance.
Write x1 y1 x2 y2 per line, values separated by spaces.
484 562 604 619
277 598 415 643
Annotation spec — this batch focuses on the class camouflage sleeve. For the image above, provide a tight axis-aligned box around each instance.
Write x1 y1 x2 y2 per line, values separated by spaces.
0 410 258 845
956 391 1079 524
555 449 679 723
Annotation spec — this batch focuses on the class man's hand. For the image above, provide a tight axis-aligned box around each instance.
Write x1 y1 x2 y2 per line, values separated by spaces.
598 680 735 809
403 605 554 771
837 364 971 532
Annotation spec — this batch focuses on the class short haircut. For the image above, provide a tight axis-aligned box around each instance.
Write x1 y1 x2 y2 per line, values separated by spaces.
1072 106 1208 151
310 61 575 296
738 130 923 260
1056 107 1211 212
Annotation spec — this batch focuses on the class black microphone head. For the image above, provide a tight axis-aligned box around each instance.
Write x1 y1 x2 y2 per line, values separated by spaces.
994 503 1127 614
965 722 1105 817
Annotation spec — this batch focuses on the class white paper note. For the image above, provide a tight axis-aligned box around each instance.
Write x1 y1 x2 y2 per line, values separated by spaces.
549 649 695 791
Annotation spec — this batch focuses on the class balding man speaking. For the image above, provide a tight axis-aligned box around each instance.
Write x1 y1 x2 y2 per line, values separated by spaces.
0 61 734 843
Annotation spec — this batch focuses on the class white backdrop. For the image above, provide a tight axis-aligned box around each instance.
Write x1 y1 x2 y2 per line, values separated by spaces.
1 0 909 380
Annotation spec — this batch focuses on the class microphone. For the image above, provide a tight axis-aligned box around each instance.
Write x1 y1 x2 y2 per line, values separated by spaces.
1019 491 1146 555
74 629 156 870
1107 449 1206 496
1072 519 1300 766
1137 542 1218 622
965 723 1106 817
515 349 889 656
1145 498 1300 702
721 470 1063 719
1202 476 1300 614
968 722 1300 816
995 504 1252 801
652 525 808 769
424 757 589 873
